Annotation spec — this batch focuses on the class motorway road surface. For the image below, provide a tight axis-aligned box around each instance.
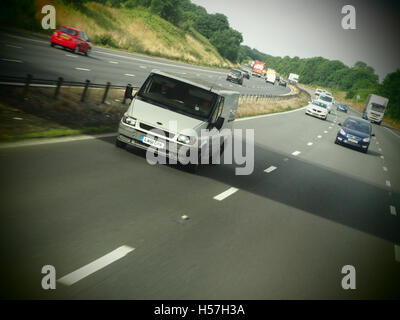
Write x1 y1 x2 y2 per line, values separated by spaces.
1 99 399 299
0 31 290 95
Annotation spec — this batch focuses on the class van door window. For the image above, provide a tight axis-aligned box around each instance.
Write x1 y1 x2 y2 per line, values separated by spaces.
211 97 224 123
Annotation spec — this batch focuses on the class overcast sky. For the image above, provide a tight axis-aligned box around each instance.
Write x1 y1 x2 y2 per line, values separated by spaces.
191 0 400 80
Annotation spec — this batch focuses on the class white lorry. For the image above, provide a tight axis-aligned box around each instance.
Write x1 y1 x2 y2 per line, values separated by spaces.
288 73 299 84
265 68 277 85
362 94 389 125
117 70 240 172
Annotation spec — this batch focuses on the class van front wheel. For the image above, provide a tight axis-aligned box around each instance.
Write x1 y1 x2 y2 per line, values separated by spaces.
115 138 126 149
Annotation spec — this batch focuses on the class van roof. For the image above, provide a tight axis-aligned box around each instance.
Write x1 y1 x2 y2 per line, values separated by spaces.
150 69 240 97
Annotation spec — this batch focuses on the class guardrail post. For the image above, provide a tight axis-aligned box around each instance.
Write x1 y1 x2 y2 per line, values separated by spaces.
54 77 63 99
123 83 133 104
81 79 90 102
102 81 111 104
24 74 32 96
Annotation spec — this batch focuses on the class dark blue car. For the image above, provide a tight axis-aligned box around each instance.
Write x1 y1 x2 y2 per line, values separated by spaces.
335 116 375 153
337 103 348 113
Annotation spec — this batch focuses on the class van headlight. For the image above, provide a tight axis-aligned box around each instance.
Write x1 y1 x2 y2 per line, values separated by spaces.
340 128 346 136
122 115 136 126
363 137 370 142
177 134 196 145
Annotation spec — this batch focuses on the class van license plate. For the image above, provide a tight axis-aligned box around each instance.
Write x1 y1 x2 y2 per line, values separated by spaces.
119 135 130 143
141 136 165 149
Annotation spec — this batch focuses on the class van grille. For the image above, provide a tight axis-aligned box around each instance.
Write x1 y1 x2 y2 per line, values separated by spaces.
139 123 175 138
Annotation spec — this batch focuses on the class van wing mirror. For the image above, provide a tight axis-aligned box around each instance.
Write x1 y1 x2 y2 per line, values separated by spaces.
371 133 375 136
124 84 134 100
214 117 225 130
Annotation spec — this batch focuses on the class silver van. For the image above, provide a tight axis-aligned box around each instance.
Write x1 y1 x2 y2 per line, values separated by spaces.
116 70 240 172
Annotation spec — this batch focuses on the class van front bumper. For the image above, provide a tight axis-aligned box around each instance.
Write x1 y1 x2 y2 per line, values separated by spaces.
117 123 200 162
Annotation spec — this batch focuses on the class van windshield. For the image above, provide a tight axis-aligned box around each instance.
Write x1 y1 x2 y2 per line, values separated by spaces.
371 103 385 113
137 74 218 120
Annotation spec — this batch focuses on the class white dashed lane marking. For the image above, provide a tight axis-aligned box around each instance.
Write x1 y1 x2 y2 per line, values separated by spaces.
307 142 313 146
292 151 301 156
264 166 277 173
214 187 239 201
124 74 135 77
1 58 22 63
317 135 322 139
65 54 77 58
383 166 388 172
75 67 90 71
109 61 119 64
57 245 135 286
6 44 22 49
386 180 391 187
390 206 397 216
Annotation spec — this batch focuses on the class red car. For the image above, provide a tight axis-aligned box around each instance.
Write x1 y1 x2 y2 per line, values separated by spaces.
50 25 91 56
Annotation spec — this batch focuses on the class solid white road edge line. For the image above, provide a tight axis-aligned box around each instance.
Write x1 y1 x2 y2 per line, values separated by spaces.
0 133 118 149
395 245 400 263
214 187 239 201
235 106 307 122
1 58 22 63
385 127 400 139
58 245 135 286
93 50 227 75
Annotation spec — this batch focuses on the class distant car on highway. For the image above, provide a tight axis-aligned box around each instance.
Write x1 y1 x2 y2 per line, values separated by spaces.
337 103 348 113
50 25 92 56
226 69 244 85
315 88 323 98
241 70 250 79
318 94 334 113
305 100 328 120
335 116 374 153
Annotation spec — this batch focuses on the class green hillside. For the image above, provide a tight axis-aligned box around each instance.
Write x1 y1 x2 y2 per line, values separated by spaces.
1 0 235 68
